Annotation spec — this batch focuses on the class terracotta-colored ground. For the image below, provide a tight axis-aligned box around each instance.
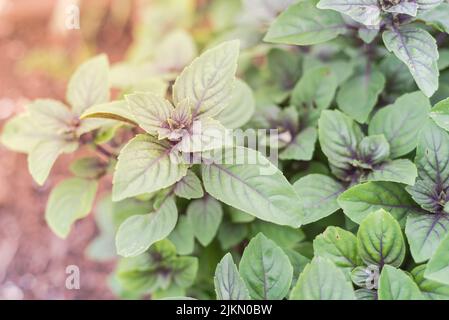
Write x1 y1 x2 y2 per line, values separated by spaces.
0 0 133 299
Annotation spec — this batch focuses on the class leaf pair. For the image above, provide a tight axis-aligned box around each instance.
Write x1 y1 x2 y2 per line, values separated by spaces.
1 55 112 185
214 233 293 300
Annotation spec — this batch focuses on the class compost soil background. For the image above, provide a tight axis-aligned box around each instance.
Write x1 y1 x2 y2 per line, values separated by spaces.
0 0 133 299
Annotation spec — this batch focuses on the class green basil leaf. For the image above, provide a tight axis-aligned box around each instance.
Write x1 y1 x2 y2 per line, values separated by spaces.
239 233 293 300
291 66 338 113
116 195 178 257
318 109 364 174
357 209 406 268
406 120 449 213
172 40 239 118
279 127 317 161
293 174 345 224
339 181 422 226
168 215 195 255
412 264 449 300
369 91 431 158
215 79 255 129
382 26 439 97
66 54 110 115
125 92 173 135
187 196 223 247
214 253 250 300
313 226 362 272
378 265 424 300
290 257 356 300
425 232 449 285
417 3 449 33
264 0 346 45
430 97 449 131
337 71 385 123
45 178 98 238
202 147 303 227
405 213 449 263
317 0 381 26
112 134 188 201
174 171 204 200
366 159 417 186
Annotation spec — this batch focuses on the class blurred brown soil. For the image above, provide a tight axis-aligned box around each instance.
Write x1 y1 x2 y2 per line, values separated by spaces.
0 0 133 299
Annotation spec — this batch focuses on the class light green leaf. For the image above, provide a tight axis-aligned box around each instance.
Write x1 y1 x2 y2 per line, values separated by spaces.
267 47 302 92
293 174 345 224
168 215 195 255
202 147 303 227
280 127 317 161
28 139 78 186
336 71 385 123
357 209 406 268
378 265 424 300
405 213 449 263
112 134 188 201
291 67 338 112
215 79 255 129
27 99 74 133
317 0 381 26
66 54 110 115
80 100 137 126
366 159 417 186
369 92 431 158
406 120 449 213
318 109 364 174
172 40 239 118
338 181 422 226
264 0 346 45
417 3 449 33
313 226 361 272
430 97 449 131
412 264 449 299
116 195 178 257
239 233 293 300
173 171 204 200
125 92 173 134
382 26 439 97
425 232 449 285
187 196 223 246
290 257 356 300
1 114 45 153
214 253 250 300
45 178 98 238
